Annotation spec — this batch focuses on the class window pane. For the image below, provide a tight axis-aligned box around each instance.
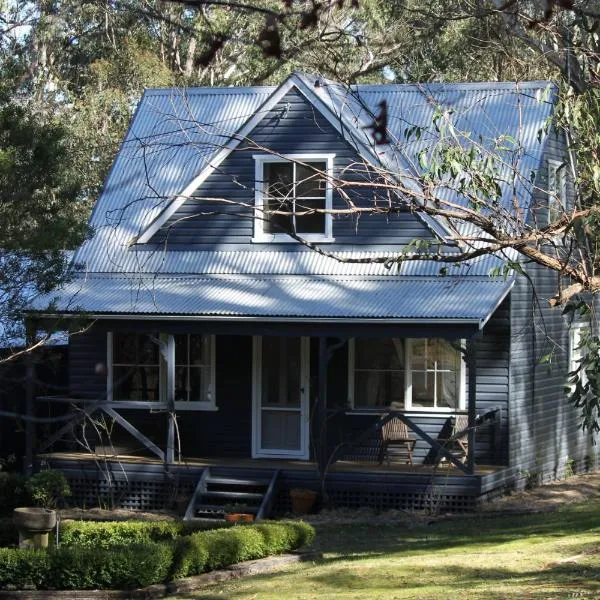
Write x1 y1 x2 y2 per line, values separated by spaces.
295 198 326 233
113 333 138 364
189 335 209 365
265 162 293 198
113 366 159 401
261 337 300 407
411 339 428 369
355 338 404 370
189 366 211 402
355 371 404 408
174 334 188 366
437 371 458 408
411 371 435 407
430 339 458 370
264 196 293 234
174 366 188 402
138 336 159 365
296 162 326 198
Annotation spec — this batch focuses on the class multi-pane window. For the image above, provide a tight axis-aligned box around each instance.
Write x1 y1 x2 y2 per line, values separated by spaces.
409 339 461 409
108 332 216 408
253 155 334 241
548 159 567 224
349 338 464 410
174 334 214 405
111 333 160 401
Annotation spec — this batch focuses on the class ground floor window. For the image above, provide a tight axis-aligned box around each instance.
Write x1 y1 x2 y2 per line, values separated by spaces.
108 332 216 408
348 338 465 411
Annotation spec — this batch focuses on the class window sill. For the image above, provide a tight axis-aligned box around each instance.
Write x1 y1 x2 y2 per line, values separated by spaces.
174 402 218 411
345 408 465 417
251 235 335 244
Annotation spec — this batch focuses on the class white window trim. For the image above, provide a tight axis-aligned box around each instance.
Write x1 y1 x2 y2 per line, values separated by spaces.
173 334 217 411
107 332 217 410
252 153 335 243
547 158 567 225
568 323 590 385
347 338 466 413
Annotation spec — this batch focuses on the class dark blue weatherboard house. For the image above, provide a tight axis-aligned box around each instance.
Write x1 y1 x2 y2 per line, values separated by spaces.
27 73 599 515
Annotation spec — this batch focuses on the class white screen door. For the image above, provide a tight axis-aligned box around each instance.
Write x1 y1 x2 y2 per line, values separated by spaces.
252 336 309 459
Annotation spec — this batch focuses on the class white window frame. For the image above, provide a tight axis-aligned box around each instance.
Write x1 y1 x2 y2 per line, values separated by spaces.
173 333 217 411
568 323 590 386
347 338 466 413
252 153 335 243
107 332 217 410
547 158 567 225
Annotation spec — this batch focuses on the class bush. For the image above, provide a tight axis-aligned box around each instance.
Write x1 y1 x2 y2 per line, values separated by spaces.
171 521 315 579
26 470 71 509
0 519 19 547
59 519 227 549
48 543 173 590
0 520 316 590
0 543 173 590
0 548 51 590
0 472 29 515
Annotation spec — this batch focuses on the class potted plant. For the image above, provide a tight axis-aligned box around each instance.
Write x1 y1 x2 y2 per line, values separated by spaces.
289 488 318 514
222 503 255 523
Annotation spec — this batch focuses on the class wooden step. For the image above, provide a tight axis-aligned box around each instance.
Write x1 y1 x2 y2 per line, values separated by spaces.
201 490 264 501
206 477 270 487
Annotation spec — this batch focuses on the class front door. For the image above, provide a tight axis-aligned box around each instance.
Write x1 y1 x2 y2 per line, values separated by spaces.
252 336 309 459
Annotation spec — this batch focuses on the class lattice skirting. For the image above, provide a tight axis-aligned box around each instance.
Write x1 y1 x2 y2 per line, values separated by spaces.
64 471 477 514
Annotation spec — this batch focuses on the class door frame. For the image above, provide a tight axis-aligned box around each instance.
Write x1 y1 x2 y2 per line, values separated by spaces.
251 335 310 459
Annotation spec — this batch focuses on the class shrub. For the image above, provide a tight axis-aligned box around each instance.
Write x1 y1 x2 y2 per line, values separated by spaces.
48 543 173 590
0 472 29 515
59 519 227 548
0 548 50 590
26 470 71 509
171 521 315 579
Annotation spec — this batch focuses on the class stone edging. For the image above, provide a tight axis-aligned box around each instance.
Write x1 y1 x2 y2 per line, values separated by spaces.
0 551 322 600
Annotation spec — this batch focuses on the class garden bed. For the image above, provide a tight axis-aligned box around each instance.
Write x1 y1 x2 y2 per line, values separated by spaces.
0 520 315 592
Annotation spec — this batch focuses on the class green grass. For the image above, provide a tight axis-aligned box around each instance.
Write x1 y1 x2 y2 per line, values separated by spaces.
174 500 600 599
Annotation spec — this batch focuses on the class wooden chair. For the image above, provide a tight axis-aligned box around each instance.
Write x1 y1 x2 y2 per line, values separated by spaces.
436 414 469 465
378 417 416 465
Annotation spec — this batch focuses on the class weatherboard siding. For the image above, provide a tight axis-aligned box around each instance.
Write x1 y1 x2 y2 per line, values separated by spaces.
148 88 437 249
64 311 509 465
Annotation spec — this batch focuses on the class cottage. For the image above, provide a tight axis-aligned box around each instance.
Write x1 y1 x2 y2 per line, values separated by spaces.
27 73 598 514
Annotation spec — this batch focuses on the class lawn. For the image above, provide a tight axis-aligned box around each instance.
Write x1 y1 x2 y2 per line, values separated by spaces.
177 500 600 599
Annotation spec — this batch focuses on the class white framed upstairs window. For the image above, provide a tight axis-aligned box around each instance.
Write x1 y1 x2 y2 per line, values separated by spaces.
348 338 465 412
252 154 335 243
547 158 567 225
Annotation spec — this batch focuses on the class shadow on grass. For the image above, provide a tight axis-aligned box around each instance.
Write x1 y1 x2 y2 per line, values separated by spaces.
182 558 600 600
308 502 600 559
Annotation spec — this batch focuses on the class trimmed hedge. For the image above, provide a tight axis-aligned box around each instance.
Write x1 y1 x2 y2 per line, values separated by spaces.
0 521 315 591
59 519 226 549
171 521 315 579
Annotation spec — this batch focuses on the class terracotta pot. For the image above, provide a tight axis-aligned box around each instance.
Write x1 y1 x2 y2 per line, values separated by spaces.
290 488 318 514
239 513 254 522
225 513 255 523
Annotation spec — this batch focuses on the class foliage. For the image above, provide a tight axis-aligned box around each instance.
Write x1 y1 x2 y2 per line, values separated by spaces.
0 520 315 590
25 470 71 509
0 472 28 515
171 521 315 579
59 519 226 549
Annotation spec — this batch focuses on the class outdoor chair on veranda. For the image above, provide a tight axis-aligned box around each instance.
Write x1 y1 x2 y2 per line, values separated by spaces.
378 417 416 465
436 414 469 466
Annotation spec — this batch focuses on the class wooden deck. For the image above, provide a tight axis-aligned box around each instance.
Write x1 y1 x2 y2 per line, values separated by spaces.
37 452 517 514
39 451 503 476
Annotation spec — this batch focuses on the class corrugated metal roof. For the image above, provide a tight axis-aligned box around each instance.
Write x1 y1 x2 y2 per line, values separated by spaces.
31 275 512 322
73 74 555 277
78 249 504 277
